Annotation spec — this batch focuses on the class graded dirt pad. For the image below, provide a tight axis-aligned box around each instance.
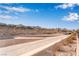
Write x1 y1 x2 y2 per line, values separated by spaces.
14 37 45 39
0 34 62 47
0 33 60 48
0 39 41 47
33 34 77 56
0 35 69 56
14 33 62 37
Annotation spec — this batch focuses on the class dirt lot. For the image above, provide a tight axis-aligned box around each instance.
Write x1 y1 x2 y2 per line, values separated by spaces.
33 34 77 56
0 33 63 47
0 39 41 47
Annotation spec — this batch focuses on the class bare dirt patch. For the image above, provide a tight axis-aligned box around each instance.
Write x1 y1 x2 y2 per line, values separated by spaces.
33 34 77 56
0 39 40 47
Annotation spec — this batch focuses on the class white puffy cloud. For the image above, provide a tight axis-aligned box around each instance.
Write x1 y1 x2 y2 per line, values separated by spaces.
0 15 17 20
0 5 40 20
63 12 79 21
0 6 31 12
0 5 40 15
55 3 79 9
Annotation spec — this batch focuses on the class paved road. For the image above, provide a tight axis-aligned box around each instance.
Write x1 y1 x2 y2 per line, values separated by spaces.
0 35 69 56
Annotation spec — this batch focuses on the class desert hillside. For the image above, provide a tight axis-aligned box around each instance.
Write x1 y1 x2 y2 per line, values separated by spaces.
0 23 73 39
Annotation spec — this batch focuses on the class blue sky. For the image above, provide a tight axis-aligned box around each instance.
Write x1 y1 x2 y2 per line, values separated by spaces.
0 3 79 30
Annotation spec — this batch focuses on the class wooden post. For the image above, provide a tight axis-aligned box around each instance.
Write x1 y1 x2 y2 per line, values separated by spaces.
77 33 79 56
